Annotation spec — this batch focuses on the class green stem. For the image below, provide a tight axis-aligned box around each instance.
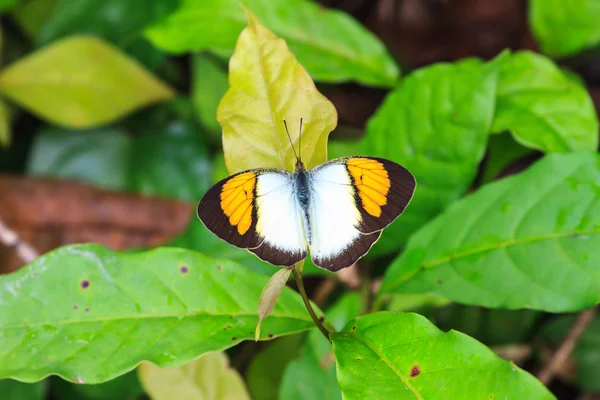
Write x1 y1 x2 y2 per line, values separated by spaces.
292 263 331 341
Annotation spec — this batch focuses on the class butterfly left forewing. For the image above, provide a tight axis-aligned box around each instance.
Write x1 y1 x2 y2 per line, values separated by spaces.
307 156 415 271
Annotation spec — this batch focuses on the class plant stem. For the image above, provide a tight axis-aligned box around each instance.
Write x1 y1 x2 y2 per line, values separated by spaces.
292 263 331 341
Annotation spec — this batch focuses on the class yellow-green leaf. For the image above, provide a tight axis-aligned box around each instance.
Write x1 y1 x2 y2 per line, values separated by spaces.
0 35 174 128
0 98 9 147
139 352 251 400
256 267 292 341
217 8 337 174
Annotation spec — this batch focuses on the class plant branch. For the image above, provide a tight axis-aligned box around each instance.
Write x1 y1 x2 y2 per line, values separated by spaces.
0 218 39 264
537 305 598 385
292 263 331 341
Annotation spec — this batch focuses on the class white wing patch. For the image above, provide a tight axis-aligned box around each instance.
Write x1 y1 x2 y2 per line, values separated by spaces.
308 163 362 262
255 172 307 255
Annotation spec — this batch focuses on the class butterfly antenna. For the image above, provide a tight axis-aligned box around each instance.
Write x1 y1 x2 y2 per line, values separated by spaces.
283 119 299 161
299 118 303 162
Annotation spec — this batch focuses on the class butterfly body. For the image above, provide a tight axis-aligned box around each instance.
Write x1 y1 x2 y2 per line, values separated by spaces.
198 156 416 272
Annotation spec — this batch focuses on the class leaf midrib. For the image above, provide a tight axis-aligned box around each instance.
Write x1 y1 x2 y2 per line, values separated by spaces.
387 226 600 292
336 331 424 400
0 310 312 330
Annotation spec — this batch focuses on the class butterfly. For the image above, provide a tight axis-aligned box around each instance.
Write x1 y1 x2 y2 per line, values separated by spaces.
197 119 416 272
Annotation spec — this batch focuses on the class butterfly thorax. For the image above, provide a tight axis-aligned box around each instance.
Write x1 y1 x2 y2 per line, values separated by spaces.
293 161 313 245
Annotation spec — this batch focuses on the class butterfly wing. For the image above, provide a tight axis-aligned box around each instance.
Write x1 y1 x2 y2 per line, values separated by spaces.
197 169 307 266
308 156 416 271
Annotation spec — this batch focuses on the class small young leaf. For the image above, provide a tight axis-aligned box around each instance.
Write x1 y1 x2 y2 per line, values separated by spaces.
145 0 399 87
530 0 600 57
138 352 250 400
380 152 600 312
256 267 292 341
0 244 315 383
361 57 502 255
331 312 554 400
218 8 337 174
493 51 598 152
0 98 10 147
0 36 174 128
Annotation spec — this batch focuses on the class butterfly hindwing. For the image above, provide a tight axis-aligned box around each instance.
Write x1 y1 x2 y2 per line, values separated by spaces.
197 169 307 267
308 156 415 271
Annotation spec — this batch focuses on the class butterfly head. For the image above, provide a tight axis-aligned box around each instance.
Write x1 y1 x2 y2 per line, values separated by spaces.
283 118 305 173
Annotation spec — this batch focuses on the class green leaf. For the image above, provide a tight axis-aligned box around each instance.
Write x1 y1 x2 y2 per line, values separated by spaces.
540 315 600 391
0 244 315 383
0 98 10 147
482 133 534 184
27 122 212 201
530 0 600 57
139 352 251 400
492 51 598 152
0 36 174 128
37 0 179 47
247 334 303 400
52 370 142 400
0 0 18 12
145 0 399 87
0 379 44 400
256 267 292 340
192 53 228 142
217 8 337 174
380 152 600 312
11 0 59 38
331 312 554 400
361 57 502 256
386 293 450 312
279 293 361 400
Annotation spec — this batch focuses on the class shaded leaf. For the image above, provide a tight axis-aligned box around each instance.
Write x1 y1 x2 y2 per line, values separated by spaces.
493 51 598 152
361 57 502 256
139 352 250 400
530 0 600 57
51 370 142 400
386 293 450 312
27 122 212 201
331 312 554 400
0 36 174 128
192 53 228 141
256 267 292 340
0 0 18 11
0 244 315 383
540 315 600 391
10 0 59 38
482 133 534 184
145 0 399 87
0 98 9 147
0 379 44 400
247 334 303 400
380 152 600 312
218 8 336 173
280 293 361 400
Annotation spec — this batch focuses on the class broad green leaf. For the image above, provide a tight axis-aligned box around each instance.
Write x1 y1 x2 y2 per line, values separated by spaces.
540 315 600 390
386 293 450 312
493 51 598 152
247 334 303 400
51 370 142 400
27 122 212 201
361 57 501 256
145 0 399 87
0 98 9 147
192 53 228 142
139 352 250 400
280 293 361 400
0 379 44 400
0 36 174 128
256 267 292 340
218 8 337 173
37 0 178 47
11 0 59 38
482 133 534 184
380 152 600 312
331 312 554 400
530 0 600 57
0 244 316 383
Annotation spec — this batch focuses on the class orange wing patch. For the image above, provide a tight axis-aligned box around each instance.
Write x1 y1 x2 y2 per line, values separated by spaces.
220 172 256 235
347 158 390 217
